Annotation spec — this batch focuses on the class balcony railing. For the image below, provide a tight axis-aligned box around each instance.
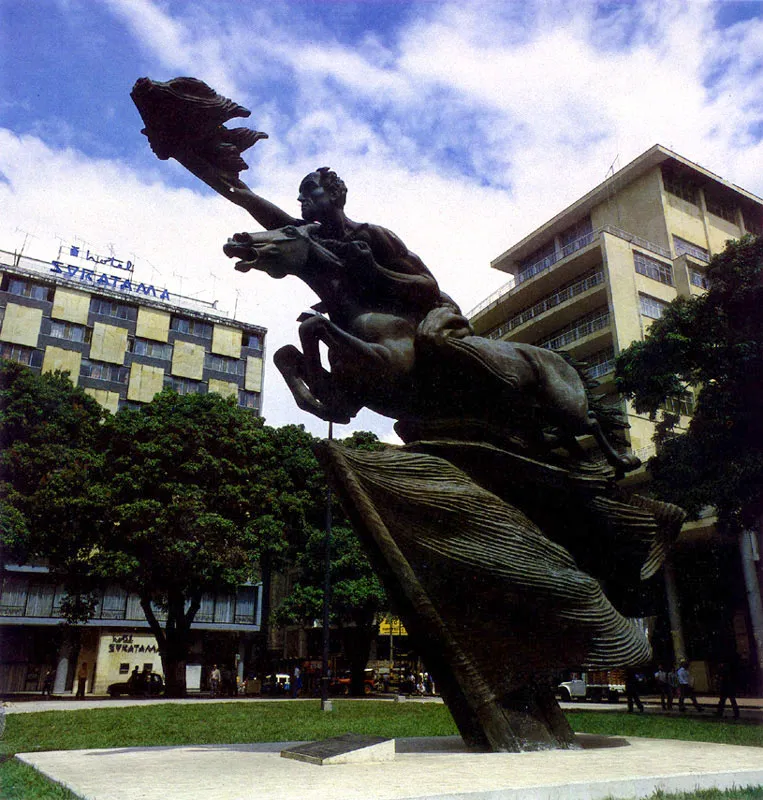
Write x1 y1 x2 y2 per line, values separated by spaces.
538 310 611 350
485 270 604 339
468 225 671 320
587 359 616 379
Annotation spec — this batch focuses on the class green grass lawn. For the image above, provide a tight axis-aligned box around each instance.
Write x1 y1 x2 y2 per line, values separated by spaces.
1 701 761 799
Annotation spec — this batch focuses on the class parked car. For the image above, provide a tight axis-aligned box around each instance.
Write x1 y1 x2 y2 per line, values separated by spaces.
330 669 375 696
261 673 290 695
107 672 164 697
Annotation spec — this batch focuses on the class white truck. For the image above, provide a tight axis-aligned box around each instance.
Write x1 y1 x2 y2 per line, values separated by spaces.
557 669 625 703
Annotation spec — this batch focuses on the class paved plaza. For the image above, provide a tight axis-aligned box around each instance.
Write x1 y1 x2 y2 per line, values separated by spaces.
15 734 763 800
6 696 763 800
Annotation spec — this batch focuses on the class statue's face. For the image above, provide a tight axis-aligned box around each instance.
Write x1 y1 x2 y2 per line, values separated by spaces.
298 173 335 222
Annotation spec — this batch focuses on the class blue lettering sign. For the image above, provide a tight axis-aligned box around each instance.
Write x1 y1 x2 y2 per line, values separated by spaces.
49 262 172 303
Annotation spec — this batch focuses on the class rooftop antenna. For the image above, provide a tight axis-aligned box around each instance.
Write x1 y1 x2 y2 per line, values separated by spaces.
233 288 242 319
604 154 622 227
171 269 185 295
13 228 37 267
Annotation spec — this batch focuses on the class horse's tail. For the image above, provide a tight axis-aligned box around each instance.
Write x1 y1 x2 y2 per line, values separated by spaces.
555 349 630 451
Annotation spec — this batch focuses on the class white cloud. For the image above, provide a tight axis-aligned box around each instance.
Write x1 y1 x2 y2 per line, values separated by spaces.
4 0 763 443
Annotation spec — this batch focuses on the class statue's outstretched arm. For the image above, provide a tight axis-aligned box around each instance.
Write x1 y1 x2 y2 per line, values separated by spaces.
178 149 300 230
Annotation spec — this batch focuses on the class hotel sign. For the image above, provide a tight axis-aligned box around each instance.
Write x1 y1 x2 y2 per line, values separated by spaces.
68 245 135 273
50 260 171 302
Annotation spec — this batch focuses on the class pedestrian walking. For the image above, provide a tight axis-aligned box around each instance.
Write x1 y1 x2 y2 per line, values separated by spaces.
715 657 740 719
676 660 703 712
41 669 54 698
210 664 221 697
75 662 88 698
654 664 672 710
625 668 644 713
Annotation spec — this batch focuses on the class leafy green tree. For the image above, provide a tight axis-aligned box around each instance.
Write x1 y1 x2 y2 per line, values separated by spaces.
616 234 763 531
1 370 321 696
0 361 105 608
273 432 388 696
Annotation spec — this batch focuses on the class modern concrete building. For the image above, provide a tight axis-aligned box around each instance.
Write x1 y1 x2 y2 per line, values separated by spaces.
468 144 763 691
0 245 267 695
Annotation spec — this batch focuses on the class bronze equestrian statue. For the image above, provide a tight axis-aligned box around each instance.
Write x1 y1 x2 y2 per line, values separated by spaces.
133 77 682 752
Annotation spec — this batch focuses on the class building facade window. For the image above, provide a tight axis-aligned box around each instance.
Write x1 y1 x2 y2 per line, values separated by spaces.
0 575 27 616
196 589 259 625
689 269 709 289
744 212 762 236
0 343 43 368
163 375 204 395
80 358 129 383
238 390 261 412
170 316 212 339
705 195 736 223
673 236 709 262
560 216 594 257
663 392 695 417
90 297 135 320
662 169 698 204
205 353 243 376
130 337 172 360
517 240 558 285
634 251 674 285
245 332 264 353
5 277 52 301
49 320 91 343
639 293 669 320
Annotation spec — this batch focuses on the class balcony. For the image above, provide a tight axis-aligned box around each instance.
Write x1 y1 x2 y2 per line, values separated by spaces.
537 309 612 351
484 270 605 340
469 225 671 322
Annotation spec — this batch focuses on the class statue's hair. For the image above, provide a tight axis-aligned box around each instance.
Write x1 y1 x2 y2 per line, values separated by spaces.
316 166 348 208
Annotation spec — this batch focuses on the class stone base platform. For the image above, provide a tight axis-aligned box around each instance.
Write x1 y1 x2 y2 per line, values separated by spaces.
17 734 763 800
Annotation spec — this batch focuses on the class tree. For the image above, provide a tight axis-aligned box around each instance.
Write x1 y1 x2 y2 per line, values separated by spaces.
1 372 320 696
0 362 106 614
273 431 388 696
616 234 763 531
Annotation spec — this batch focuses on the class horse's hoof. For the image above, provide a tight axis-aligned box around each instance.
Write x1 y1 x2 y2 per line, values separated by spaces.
618 454 642 472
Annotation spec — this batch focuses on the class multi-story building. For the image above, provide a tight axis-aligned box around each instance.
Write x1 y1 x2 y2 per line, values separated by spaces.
469 144 763 691
0 245 267 695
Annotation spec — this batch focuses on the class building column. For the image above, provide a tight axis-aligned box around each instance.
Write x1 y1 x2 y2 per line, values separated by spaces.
53 633 73 695
237 635 247 685
739 529 763 684
663 557 687 664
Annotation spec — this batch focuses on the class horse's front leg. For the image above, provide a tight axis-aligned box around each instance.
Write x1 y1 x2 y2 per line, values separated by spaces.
273 345 361 424
298 315 392 388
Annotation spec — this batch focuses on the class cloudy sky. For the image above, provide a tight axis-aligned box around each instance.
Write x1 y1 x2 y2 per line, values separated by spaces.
1 0 762 440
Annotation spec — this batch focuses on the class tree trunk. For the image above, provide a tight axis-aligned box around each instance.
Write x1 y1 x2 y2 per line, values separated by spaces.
257 554 273 677
140 592 201 698
341 619 377 696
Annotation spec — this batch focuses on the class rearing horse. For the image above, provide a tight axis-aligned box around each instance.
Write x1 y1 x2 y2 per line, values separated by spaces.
224 224 639 473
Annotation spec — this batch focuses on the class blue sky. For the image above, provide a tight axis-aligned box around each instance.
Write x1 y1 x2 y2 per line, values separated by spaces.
1 0 762 439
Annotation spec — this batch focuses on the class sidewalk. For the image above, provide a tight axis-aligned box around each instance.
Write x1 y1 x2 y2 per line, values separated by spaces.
3 692 761 717
17 734 763 800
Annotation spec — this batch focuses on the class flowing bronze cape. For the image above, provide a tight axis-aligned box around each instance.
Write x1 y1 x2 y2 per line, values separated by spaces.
316 439 684 752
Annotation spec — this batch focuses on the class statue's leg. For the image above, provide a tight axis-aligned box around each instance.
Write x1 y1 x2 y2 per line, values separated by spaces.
584 412 641 475
298 316 393 389
273 345 360 424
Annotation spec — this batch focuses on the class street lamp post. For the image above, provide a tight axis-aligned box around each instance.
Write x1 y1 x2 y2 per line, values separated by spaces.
321 421 333 711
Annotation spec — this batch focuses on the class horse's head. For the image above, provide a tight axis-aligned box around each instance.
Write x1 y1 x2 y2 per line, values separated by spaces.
223 224 320 278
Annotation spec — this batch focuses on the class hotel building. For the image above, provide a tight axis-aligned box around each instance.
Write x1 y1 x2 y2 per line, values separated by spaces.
468 145 763 690
0 244 267 694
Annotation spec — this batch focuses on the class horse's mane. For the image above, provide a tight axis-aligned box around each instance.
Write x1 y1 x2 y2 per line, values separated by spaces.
310 234 356 261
